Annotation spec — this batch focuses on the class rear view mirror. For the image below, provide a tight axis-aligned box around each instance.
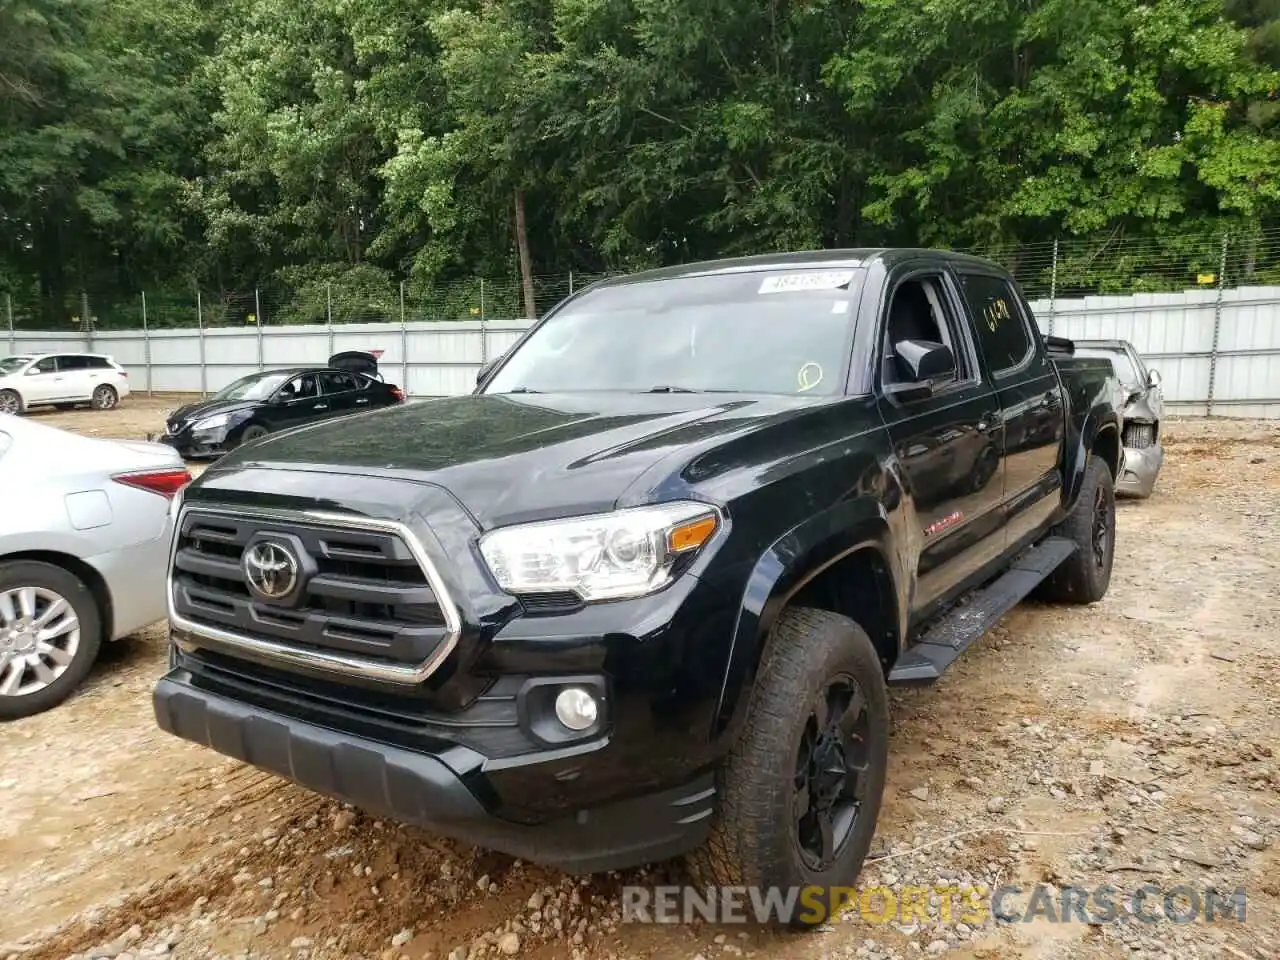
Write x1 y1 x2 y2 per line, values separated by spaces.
1147 368 1162 389
25 368 40 376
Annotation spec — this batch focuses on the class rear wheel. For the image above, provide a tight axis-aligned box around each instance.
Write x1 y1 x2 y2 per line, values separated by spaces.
1036 454 1115 604
0 389 22 416
0 561 103 720
92 385 118 410
687 607 890 927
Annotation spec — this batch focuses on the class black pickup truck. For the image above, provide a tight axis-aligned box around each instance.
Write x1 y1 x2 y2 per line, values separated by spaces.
153 249 1122 924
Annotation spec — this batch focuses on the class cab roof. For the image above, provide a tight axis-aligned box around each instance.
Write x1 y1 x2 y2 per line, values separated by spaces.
590 248 1009 288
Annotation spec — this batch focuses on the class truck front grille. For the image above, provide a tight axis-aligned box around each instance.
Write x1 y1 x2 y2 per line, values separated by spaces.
169 506 461 684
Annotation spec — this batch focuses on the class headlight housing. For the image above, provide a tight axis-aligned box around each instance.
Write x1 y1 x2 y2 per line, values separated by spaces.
192 412 231 431
478 501 722 602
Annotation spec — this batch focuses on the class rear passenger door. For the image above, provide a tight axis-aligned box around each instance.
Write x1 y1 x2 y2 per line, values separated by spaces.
956 270 1066 551
55 355 96 400
875 266 1007 620
317 371 363 416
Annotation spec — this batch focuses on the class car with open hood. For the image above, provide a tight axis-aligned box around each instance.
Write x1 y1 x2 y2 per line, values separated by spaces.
1073 339 1164 498
152 351 404 458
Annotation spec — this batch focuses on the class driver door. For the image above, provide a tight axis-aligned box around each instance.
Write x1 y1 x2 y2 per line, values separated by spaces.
271 373 327 429
874 268 1006 622
22 357 66 403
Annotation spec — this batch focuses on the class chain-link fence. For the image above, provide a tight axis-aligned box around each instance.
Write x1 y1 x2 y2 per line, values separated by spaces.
2 272 613 333
6 227 1280 335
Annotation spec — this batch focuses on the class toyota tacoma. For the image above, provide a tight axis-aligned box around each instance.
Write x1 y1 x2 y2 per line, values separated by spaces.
153 249 1122 923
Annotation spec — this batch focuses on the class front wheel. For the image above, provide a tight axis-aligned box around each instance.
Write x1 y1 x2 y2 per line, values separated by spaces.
687 607 890 928
92 385 118 410
1036 454 1116 604
0 561 103 720
237 424 269 446
0 389 23 416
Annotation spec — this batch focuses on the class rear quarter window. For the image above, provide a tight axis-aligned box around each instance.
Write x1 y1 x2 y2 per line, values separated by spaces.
960 273 1035 374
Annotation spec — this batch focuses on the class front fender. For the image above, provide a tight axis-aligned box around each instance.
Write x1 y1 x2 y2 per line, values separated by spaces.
710 496 901 737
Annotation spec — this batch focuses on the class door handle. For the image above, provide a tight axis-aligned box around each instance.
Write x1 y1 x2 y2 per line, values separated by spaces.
313 403 328 410
356 398 369 405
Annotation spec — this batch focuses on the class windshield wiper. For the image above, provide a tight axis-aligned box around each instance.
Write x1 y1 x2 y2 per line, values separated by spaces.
504 387 541 394
643 385 699 393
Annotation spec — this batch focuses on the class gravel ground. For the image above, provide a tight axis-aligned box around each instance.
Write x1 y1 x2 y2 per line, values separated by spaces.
1 401 1277 960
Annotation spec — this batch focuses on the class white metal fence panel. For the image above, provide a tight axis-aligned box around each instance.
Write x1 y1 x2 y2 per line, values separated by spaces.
6 288 1280 417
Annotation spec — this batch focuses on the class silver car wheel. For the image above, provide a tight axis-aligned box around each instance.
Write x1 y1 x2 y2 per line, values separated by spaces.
92 385 118 410
0 391 19 415
0 586 81 698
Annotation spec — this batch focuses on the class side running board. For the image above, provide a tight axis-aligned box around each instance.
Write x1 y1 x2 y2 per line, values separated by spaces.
887 536 1077 685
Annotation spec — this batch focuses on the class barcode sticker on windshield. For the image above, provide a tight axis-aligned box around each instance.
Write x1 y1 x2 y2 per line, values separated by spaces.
758 271 856 295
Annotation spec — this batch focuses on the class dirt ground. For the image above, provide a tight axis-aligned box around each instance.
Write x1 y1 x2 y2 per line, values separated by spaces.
1 398 1277 960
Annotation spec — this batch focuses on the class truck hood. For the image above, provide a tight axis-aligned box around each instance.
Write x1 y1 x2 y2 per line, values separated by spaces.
193 391 842 529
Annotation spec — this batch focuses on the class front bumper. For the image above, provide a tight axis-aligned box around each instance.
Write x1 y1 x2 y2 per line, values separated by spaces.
150 429 228 459
153 673 716 873
1116 442 1163 498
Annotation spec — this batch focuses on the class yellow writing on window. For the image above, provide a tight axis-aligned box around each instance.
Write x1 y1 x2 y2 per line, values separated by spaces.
983 297 1011 333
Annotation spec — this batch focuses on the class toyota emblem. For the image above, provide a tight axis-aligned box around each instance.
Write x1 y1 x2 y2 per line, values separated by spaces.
242 540 299 600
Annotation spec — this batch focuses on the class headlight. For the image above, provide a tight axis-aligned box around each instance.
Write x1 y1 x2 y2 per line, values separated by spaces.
192 413 231 431
478 501 722 602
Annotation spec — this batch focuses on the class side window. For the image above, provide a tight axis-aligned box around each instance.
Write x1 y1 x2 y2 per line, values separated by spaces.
59 355 92 371
32 357 57 374
87 356 113 369
960 274 1033 374
319 372 358 394
881 275 971 386
279 374 319 400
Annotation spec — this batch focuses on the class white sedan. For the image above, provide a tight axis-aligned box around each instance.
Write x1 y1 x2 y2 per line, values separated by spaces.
0 352 132 415
0 414 190 719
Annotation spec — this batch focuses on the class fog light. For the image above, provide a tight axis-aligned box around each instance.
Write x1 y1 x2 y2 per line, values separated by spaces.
554 687 599 731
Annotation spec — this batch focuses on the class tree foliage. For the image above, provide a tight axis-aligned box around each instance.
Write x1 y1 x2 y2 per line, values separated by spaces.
1 0 1278 323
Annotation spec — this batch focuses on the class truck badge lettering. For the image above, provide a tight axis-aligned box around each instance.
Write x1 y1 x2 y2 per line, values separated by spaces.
924 511 963 537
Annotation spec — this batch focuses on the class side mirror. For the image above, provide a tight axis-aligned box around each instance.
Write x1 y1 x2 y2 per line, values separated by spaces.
1147 368 1162 389
475 351 507 387
884 340 955 402
25 367 41 376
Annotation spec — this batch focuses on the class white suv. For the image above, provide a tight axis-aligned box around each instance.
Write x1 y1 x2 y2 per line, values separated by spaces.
0 353 132 415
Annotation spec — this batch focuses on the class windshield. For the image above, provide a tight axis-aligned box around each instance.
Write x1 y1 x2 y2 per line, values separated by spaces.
1076 347 1139 385
0 357 31 375
482 268 865 396
213 372 291 402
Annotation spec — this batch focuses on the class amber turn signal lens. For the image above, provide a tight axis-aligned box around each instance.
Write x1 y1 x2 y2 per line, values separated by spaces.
667 514 718 553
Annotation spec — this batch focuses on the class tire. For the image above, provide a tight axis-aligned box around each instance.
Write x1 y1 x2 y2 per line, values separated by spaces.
92 385 118 410
1035 454 1116 604
0 561 104 720
238 424 269 446
687 606 890 928
0 389 23 416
